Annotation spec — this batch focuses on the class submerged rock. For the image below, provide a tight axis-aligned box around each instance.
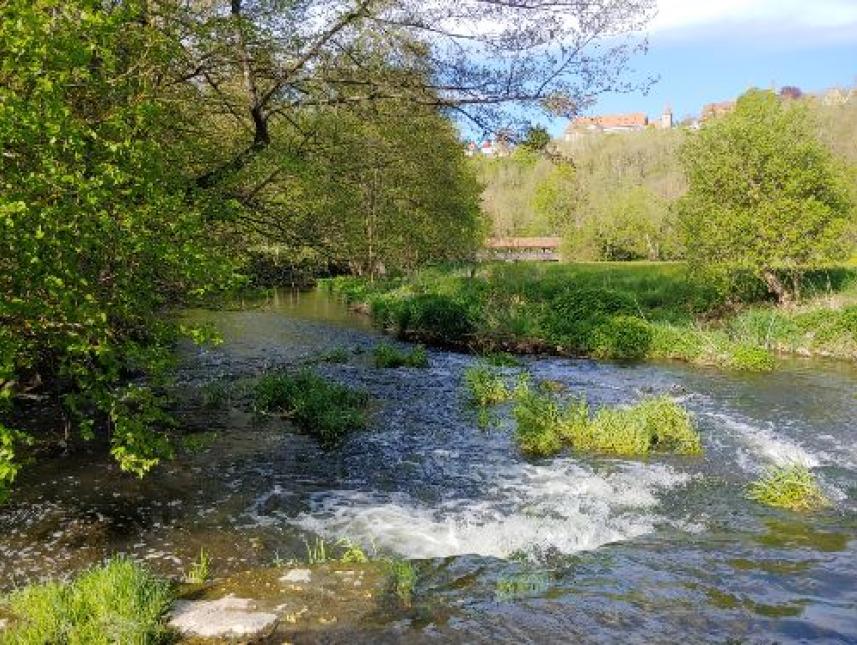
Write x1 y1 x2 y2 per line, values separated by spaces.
169 595 278 640
280 568 312 584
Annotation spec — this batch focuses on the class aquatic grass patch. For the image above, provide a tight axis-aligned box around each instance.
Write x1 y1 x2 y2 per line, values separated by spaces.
387 559 417 608
512 382 701 458
578 396 702 456
253 370 369 445
317 346 351 364
494 572 550 601
747 465 830 512
179 431 218 455
184 548 212 584
512 380 564 457
480 352 523 368
373 343 429 368
201 379 232 409
463 365 511 407
0 557 174 644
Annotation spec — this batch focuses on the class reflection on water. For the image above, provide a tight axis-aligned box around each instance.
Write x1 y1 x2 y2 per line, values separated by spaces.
1 289 855 642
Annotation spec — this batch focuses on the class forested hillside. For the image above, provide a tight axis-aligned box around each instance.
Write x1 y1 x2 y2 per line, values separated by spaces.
475 95 857 261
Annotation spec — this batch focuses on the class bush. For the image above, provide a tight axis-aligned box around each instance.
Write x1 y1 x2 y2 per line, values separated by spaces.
403 294 475 340
253 370 369 445
747 465 830 512
463 364 511 406
590 315 653 360
1 557 174 644
373 343 429 368
544 287 637 350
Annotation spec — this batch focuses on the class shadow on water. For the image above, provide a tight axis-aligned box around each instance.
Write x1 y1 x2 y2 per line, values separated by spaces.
1 289 856 642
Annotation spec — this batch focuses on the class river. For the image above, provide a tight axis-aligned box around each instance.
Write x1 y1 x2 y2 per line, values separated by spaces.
1 289 856 642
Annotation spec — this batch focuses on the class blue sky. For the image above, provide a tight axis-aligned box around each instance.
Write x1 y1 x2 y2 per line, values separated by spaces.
544 0 857 137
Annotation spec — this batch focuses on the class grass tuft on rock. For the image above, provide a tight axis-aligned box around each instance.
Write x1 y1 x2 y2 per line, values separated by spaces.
747 464 830 512
373 343 429 368
253 370 369 446
0 557 174 644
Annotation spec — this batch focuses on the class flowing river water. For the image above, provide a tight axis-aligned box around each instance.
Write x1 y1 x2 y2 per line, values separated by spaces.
1 290 856 642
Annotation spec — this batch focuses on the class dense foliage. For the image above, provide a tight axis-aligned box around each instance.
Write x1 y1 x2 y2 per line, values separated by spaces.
678 90 856 304
0 0 240 486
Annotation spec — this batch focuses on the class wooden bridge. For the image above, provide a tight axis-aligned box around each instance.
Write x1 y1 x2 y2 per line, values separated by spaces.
483 237 562 262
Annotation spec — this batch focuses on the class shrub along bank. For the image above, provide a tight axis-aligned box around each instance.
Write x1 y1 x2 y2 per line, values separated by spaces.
321 262 857 371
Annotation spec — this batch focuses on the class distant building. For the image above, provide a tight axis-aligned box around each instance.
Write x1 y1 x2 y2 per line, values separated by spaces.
656 105 673 129
565 113 648 140
484 237 562 262
821 87 850 106
701 100 735 121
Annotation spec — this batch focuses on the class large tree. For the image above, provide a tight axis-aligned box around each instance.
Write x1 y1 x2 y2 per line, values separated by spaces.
677 90 855 305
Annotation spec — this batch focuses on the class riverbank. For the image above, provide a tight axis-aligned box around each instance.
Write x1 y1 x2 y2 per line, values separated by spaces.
321 262 857 371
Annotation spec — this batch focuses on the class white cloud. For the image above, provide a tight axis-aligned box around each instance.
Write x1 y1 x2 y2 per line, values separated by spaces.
651 0 857 31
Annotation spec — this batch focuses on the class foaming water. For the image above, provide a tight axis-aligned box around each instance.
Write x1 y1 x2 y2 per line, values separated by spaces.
291 460 692 559
704 411 821 470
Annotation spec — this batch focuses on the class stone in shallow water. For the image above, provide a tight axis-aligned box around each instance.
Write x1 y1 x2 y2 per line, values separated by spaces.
280 568 312 584
168 595 278 639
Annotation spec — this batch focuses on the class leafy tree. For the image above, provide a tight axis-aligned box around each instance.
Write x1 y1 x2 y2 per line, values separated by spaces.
677 90 856 304
0 0 238 490
522 126 552 152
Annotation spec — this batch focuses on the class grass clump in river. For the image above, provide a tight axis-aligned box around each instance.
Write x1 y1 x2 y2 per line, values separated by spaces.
0 557 174 644
387 559 417 608
253 370 369 445
512 381 701 458
464 364 511 407
373 343 429 368
747 465 830 512
495 572 550 601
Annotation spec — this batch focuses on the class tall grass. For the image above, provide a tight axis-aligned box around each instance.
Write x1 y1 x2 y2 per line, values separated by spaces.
0 558 174 644
373 343 429 368
512 381 701 458
747 465 830 512
320 262 857 370
253 370 369 445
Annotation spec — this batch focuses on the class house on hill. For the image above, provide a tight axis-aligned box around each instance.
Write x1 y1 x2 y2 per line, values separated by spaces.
564 113 648 141
701 100 736 121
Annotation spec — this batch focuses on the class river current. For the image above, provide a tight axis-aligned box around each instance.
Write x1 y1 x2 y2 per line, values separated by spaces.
1 289 855 643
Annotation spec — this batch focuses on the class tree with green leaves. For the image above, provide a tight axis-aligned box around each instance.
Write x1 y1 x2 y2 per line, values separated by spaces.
677 90 856 304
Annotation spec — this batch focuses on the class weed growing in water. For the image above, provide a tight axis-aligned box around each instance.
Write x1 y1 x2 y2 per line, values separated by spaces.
373 343 429 368
179 431 218 455
512 381 701 457
253 370 369 446
387 559 417 608
495 572 550 601
747 465 830 512
185 548 212 584
304 537 329 565
464 364 511 407
337 539 370 564
480 352 523 368
201 379 231 409
512 379 564 457
317 347 350 364
1 557 173 643
578 396 702 456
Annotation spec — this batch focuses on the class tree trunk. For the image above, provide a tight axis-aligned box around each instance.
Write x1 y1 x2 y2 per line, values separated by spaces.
762 269 793 307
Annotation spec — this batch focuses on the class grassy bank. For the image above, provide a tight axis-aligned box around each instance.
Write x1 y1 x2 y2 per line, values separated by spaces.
321 262 857 371
0 558 174 643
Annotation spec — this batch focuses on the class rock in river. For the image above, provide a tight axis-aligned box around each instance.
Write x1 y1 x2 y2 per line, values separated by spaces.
169 595 278 640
